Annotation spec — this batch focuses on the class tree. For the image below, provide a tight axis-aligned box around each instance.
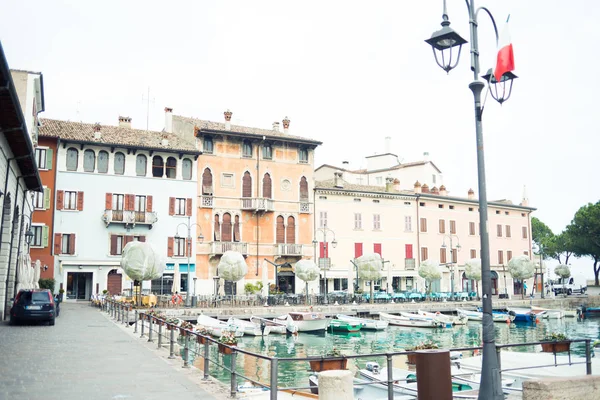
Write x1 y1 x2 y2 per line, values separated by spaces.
464 259 481 298
532 217 554 248
507 255 535 299
567 201 600 285
419 260 441 294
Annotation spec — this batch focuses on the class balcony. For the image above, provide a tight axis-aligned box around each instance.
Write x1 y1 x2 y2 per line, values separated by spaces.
405 258 416 270
275 243 303 257
211 241 248 255
241 197 274 212
102 210 158 229
200 195 213 208
299 201 312 213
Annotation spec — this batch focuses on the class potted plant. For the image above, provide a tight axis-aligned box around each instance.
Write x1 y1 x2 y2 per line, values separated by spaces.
405 340 439 364
309 348 348 372
165 317 180 330
218 331 237 354
196 326 209 344
541 332 570 353
178 320 194 336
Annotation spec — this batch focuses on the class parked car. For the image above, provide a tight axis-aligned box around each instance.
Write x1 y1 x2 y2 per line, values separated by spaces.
9 289 57 326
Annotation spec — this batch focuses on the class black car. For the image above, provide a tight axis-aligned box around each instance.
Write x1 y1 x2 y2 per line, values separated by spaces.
9 289 57 326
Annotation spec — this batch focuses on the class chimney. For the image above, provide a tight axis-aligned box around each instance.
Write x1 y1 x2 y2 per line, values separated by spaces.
282 116 290 134
272 121 280 132
468 188 475 200
118 116 132 129
520 185 529 206
439 185 447 196
161 134 169 147
334 171 344 188
423 151 430 162
414 181 422 194
93 123 102 140
385 136 392 153
385 177 394 192
164 107 173 133
224 109 232 130
422 184 430 193
431 186 439 195
393 178 400 191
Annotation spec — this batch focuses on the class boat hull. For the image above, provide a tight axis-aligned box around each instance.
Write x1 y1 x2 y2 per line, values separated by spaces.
336 314 388 330
380 312 442 328
329 319 362 333
228 317 271 336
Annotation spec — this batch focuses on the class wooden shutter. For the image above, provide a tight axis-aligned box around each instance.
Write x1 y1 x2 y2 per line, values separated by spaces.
439 219 445 233
222 213 232 242
299 177 308 201
105 193 112 210
498 250 504 264
450 220 456 234
42 226 49 247
374 243 382 256
167 237 174 257
186 198 192 216
56 190 64 210
54 233 62 254
506 225 511 237
146 195 153 212
354 243 363 258
46 148 53 170
276 216 285 244
43 187 51 209
420 218 427 232
125 235 134 246
421 247 428 261
233 215 240 242
68 234 76 255
507 250 512 262
470 249 476 259
126 194 135 211
110 235 118 255
469 222 475 235
242 172 252 198
202 168 213 195
522 226 527 238
405 244 413 259
440 248 447 264
286 216 296 244
452 249 457 263
169 197 175 216
262 173 272 199
139 236 146 242
77 191 84 211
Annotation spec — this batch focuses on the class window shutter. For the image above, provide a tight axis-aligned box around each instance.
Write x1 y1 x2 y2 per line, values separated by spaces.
506 225 511 237
186 198 192 216
46 148 53 170
497 224 502 237
42 226 49 247
374 243 382 256
439 219 445 233
56 190 64 210
110 235 118 255
69 234 76 255
507 250 512 262
420 218 427 232
77 191 84 211
125 235 134 246
405 244 413 259
286 216 296 244
139 236 146 242
105 193 112 210
440 248 446 264
169 197 175 216
54 233 62 254
43 187 50 209
450 220 456 234
147 195 153 212
354 243 363 258
276 216 285 244
452 249 457 263
167 237 174 257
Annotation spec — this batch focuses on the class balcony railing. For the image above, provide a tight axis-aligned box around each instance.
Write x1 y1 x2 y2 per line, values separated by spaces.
200 195 214 208
240 197 274 212
211 241 248 255
405 258 416 270
299 201 311 213
102 209 158 228
276 243 303 256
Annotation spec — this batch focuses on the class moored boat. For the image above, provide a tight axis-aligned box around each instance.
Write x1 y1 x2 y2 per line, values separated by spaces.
336 314 389 330
507 307 544 322
456 309 515 323
379 312 444 328
197 314 244 337
399 311 452 328
275 312 330 333
329 319 362 333
249 316 290 334
227 317 272 336
418 310 468 326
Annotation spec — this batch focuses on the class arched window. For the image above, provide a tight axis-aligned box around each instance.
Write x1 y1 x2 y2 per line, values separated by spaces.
276 216 285 244
286 216 296 244
242 172 252 198
66 148 78 171
263 173 272 198
152 156 164 177
136 154 147 176
222 213 232 242
233 215 240 242
97 151 109 173
202 168 213 194
114 152 125 175
83 149 95 172
182 158 192 180
214 214 221 241
299 176 308 201
166 157 177 179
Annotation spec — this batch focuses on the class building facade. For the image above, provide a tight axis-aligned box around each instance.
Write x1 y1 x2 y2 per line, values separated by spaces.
39 118 201 300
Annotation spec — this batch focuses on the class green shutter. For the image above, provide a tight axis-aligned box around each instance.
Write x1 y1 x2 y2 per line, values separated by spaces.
42 226 49 247
43 187 50 210
46 148 53 170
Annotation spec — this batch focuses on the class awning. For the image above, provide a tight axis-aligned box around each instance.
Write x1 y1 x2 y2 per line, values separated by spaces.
390 270 420 277
320 269 350 279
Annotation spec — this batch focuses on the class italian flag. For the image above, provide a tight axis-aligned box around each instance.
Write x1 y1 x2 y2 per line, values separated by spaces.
494 17 515 81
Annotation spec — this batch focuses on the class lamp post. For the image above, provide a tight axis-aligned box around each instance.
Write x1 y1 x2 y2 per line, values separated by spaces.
425 2 517 398
441 234 461 300
312 227 337 304
502 264 508 298
175 216 204 307
533 243 545 299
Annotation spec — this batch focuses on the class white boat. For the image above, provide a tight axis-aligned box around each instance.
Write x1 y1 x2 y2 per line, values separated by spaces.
400 311 452 328
275 312 330 333
456 309 515 323
418 310 468 326
250 316 290 334
379 312 444 328
530 306 565 319
197 314 244 337
336 314 389 330
227 317 272 336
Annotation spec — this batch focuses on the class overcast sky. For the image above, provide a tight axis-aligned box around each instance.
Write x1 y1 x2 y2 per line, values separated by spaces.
2 0 598 277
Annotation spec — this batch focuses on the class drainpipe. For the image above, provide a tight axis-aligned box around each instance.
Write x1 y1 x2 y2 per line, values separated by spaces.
256 138 264 276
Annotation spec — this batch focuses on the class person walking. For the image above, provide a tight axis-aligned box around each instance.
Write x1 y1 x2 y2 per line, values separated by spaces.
523 282 528 296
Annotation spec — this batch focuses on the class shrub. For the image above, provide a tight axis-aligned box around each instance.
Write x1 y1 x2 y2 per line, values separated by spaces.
38 278 55 293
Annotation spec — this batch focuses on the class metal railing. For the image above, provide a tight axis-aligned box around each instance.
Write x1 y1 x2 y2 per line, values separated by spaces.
97 299 594 400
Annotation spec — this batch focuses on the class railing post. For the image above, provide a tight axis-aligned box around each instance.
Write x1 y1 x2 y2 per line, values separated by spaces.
117 304 121 321
586 339 592 375
158 322 163 349
270 358 278 400
230 350 237 398
140 314 145 338
134 310 138 334
168 325 176 359
183 333 190 368
148 317 154 342
122 305 126 324
203 339 210 379
386 354 394 400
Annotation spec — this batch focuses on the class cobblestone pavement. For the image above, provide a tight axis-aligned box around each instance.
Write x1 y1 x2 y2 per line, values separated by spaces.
0 303 223 400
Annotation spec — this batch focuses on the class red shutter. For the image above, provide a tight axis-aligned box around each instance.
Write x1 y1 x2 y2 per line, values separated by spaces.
167 237 174 257
105 193 112 210
186 198 192 216
147 195 153 212
319 242 325 258
125 235 134 246
77 191 84 211
374 243 382 256
69 234 76 255
54 233 62 254
128 194 136 211
405 244 413 259
110 235 118 255
56 190 64 210
354 243 363 258
169 197 175 216
139 236 146 242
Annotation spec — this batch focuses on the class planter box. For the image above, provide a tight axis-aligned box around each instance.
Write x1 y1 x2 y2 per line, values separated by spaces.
541 342 570 353
407 353 418 365
197 335 207 345
218 343 234 355
309 358 348 372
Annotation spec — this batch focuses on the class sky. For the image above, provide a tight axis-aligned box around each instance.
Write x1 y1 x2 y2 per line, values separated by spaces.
2 0 599 278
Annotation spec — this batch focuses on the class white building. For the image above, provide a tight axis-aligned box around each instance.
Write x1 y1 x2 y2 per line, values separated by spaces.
39 118 201 300
10 69 44 147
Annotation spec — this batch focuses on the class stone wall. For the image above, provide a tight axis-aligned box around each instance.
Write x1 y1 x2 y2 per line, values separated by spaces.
523 375 600 400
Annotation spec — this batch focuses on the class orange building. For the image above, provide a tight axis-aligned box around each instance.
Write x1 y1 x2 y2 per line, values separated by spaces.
169 110 321 295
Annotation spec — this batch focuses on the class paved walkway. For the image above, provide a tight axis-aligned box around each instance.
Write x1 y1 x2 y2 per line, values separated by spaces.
0 303 223 400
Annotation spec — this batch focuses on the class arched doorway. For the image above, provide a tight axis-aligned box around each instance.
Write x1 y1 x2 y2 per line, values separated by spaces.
491 271 499 295
107 269 122 296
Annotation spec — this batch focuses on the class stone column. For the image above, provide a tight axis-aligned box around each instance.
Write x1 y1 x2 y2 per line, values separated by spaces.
317 370 353 400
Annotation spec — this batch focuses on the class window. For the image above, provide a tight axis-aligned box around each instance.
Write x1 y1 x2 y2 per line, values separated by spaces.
498 250 504 265
469 222 476 236
333 278 348 291
61 234 75 255
135 195 146 212
432 174 436 184
166 157 177 179
299 177 309 201
202 168 214 194
262 173 272 198
276 216 285 244
35 148 47 169
64 191 77 210
175 198 186 216
439 219 446 234
440 248 447 264
31 226 43 247
438 204 444 209
523 250 529 256
97 151 109 173
353 198 361 202
182 158 192 180
496 210 500 215
242 171 252 198
286 216 296 244
470 249 476 259
376 177 383 185
298 148 308 163
33 190 44 209
242 141 253 157
405 216 412 232
507 250 513 262
505 225 511 238
404 202 411 206
450 220 456 234
373 214 381 230
319 211 328 228
66 148 78 171
373 199 380 203
354 213 362 229
420 218 427 232
421 247 428 261
83 149 95 172
113 194 124 210
262 143 272 159
136 154 147 176
174 237 186 256
522 226 528 239
468 207 474 212
497 224 503 237
505 211 509 215
110 235 124 256
233 215 241 242
114 152 125 175
152 156 164 177
419 202 426 207
449 205 455 210
203 136 214 154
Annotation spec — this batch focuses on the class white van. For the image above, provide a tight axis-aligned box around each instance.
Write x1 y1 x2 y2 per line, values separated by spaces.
552 275 587 295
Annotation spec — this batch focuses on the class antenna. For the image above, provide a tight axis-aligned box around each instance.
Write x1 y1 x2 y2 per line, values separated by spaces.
141 87 155 131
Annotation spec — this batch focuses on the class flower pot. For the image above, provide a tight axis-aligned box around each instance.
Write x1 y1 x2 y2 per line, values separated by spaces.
197 335 207 345
309 358 348 372
541 341 570 353
218 343 234 355
407 353 418 365
179 328 187 336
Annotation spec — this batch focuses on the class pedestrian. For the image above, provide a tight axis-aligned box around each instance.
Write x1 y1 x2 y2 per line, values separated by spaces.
523 282 528 296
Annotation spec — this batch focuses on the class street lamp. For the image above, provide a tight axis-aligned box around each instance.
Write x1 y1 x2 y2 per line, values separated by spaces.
441 234 461 300
425 1 517 398
174 216 204 307
533 243 545 299
24 227 34 248
312 227 337 304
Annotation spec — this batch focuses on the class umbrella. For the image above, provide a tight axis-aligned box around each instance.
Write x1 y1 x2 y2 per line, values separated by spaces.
347 263 355 295
34 260 41 289
171 265 180 294
15 254 26 293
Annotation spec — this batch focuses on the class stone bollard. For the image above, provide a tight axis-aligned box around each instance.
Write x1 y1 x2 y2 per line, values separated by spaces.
415 349 452 400
317 370 353 400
